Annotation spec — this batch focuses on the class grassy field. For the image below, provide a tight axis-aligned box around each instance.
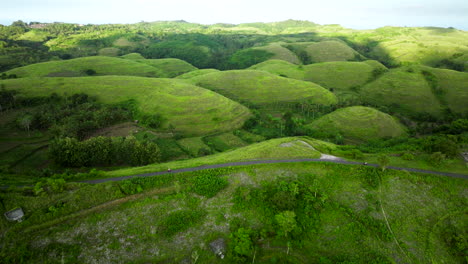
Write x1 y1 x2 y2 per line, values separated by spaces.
135 58 197 78
203 132 247 152
360 67 444 118
177 136 212 157
187 70 337 107
0 76 251 136
287 40 363 63
1 161 466 263
252 43 301 64
307 106 407 143
2 56 164 78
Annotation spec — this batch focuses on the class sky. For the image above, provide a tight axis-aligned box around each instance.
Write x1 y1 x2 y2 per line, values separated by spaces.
1 0 467 30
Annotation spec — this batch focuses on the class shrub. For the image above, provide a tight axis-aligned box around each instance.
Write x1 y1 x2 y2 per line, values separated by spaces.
192 173 228 198
159 210 205 237
401 152 415 161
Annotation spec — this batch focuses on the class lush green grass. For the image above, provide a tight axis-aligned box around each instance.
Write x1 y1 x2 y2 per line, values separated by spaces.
303 60 387 91
1 162 466 263
203 132 247 152
307 106 407 143
252 43 301 64
104 137 322 178
187 70 337 107
420 66 468 115
0 76 251 136
3 56 164 78
248 59 305 80
119 53 145 60
175 69 220 79
360 67 445 118
287 40 363 63
177 136 212 157
135 58 197 78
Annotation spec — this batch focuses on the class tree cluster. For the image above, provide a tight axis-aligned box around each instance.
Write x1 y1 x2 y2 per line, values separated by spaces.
49 136 160 167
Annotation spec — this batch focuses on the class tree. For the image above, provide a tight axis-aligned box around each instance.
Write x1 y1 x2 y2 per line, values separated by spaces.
376 154 390 171
275 211 298 254
230 228 254 258
17 114 33 136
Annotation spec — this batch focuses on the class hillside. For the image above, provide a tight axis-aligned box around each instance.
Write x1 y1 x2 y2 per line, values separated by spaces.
286 40 364 63
187 70 337 107
134 58 197 78
248 59 305 80
175 69 220 79
2 56 165 78
252 43 301 64
0 76 251 135
306 106 407 143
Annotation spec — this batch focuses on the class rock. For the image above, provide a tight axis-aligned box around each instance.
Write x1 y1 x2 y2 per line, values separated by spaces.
209 238 226 259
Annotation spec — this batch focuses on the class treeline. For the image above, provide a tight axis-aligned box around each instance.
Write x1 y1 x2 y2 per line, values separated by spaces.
49 136 160 167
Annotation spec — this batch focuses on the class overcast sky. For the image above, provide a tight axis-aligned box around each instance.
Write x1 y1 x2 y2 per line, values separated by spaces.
1 0 467 30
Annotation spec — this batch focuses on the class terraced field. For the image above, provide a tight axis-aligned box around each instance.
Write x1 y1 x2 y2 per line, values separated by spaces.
0 76 251 135
307 106 407 143
187 70 337 107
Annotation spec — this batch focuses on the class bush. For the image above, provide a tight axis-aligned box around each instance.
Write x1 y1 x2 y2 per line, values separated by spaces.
401 152 415 161
192 173 228 198
159 210 205 237
429 152 446 167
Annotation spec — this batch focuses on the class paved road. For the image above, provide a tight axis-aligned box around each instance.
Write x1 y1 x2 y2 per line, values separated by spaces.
82 158 468 184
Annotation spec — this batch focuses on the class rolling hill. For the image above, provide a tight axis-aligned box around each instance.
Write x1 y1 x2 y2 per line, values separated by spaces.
134 58 197 78
252 43 301 64
0 76 251 135
306 106 407 143
2 56 164 78
287 40 364 63
360 67 446 118
186 70 337 107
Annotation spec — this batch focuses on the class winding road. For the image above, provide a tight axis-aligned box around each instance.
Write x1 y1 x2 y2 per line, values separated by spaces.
82 158 468 184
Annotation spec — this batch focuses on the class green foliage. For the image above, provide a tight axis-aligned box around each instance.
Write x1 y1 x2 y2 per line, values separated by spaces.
49 136 160 167
158 210 205 237
428 152 446 167
192 173 228 198
421 135 459 158
230 227 255 259
377 154 390 171
118 181 143 195
227 48 274 69
33 178 66 196
401 152 415 161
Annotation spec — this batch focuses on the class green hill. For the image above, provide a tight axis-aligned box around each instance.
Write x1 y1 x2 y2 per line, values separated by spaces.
135 58 197 78
287 40 364 63
303 60 387 91
187 70 337 107
120 53 146 60
307 106 407 143
175 69 220 79
0 76 251 135
248 59 305 80
252 43 301 64
2 56 164 78
360 67 445 118
419 66 468 116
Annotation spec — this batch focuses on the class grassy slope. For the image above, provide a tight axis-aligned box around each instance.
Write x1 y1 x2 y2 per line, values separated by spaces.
135 58 197 78
307 106 407 143
3 56 164 78
0 76 251 136
175 69 220 79
104 137 322 177
253 43 301 64
119 53 145 60
303 60 387 90
187 70 337 106
2 162 466 263
360 68 444 117
420 66 468 115
248 59 305 80
289 40 362 63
